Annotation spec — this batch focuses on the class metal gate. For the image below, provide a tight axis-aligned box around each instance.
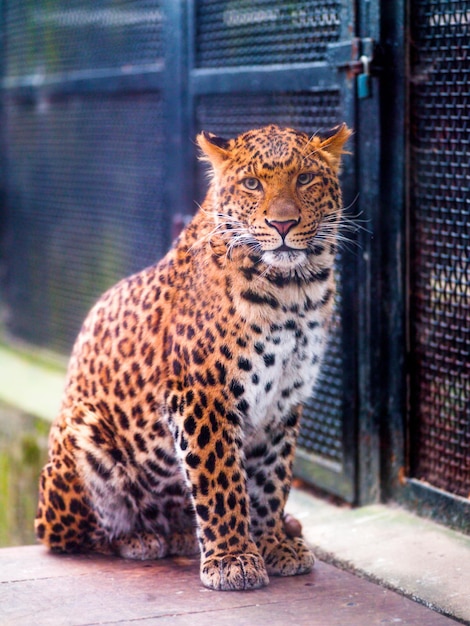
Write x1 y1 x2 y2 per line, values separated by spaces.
404 0 470 529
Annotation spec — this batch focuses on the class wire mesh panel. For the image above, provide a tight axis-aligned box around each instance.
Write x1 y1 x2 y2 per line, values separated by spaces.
3 0 163 79
409 0 470 498
301 305 343 464
3 94 166 354
194 0 342 67
1 0 169 355
195 90 348 472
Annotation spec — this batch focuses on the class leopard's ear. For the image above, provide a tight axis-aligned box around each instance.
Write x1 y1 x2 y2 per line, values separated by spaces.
197 131 231 168
319 124 353 170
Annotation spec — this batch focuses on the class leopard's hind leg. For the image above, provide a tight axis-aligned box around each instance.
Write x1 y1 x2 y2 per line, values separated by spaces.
36 403 197 559
35 454 103 554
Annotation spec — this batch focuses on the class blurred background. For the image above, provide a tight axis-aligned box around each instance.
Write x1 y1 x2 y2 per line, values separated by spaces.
0 0 468 546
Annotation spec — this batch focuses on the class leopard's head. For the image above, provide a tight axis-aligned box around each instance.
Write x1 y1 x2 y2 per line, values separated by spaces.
197 124 352 271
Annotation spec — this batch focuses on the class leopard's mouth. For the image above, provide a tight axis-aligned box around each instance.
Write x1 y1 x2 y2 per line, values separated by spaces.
275 244 295 252
273 244 308 256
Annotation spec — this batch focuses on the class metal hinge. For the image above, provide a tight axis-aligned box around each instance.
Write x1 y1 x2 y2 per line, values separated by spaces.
327 37 377 99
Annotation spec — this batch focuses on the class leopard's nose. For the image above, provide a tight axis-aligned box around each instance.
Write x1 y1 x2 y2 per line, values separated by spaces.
265 218 300 238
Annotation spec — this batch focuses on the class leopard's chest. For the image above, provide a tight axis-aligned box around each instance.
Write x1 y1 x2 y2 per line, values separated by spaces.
236 313 328 429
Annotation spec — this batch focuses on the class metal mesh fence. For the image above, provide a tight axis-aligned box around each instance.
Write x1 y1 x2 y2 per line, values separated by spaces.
1 1 168 354
3 1 163 78
3 93 166 354
195 91 345 464
195 0 342 67
409 0 470 498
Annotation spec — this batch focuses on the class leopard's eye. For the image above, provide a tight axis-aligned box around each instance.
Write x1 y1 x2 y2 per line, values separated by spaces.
242 177 262 191
297 172 315 186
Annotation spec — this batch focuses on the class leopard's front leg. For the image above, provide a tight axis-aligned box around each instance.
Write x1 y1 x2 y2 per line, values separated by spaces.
171 391 269 591
246 406 315 577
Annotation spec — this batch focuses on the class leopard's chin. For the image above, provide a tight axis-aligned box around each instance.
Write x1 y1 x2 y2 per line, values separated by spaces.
262 249 307 269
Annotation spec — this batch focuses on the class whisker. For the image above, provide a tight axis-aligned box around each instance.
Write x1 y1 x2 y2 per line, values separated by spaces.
342 193 360 214
340 216 371 237
188 221 232 253
301 131 320 157
301 146 323 162
316 229 362 253
254 263 272 284
188 207 254 253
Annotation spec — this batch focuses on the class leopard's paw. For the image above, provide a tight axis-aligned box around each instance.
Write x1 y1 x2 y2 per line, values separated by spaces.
115 532 168 560
167 530 199 556
200 553 269 591
261 536 315 577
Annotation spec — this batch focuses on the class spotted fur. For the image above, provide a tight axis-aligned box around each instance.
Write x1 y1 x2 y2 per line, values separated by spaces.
35 124 351 591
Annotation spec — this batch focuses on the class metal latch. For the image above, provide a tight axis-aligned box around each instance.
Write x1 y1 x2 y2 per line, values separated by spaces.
357 55 371 99
327 37 376 100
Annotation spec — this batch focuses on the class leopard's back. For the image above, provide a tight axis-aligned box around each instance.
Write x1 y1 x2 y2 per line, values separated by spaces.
36 123 351 591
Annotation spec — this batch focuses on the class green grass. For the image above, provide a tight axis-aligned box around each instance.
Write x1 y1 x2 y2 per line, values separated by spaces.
0 406 49 547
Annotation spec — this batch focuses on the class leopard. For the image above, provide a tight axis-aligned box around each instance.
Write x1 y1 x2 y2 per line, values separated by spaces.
35 123 351 591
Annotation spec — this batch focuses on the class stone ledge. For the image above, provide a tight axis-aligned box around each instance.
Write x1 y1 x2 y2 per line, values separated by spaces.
286 488 470 624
